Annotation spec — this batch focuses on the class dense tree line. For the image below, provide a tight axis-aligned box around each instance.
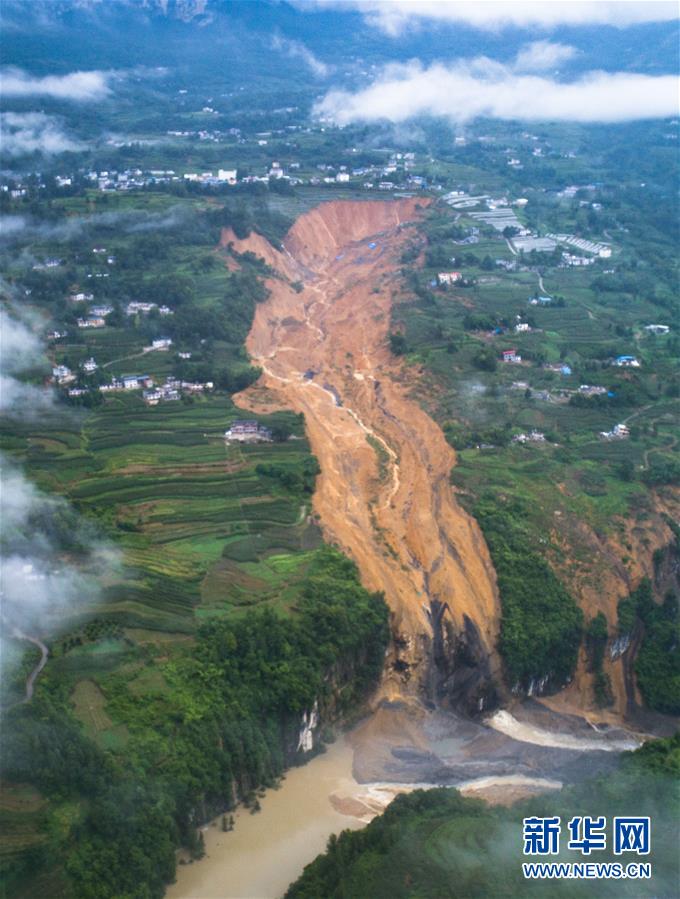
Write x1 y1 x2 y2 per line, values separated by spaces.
473 496 583 690
618 578 680 714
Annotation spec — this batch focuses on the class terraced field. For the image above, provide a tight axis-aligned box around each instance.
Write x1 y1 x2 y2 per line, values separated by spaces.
1 392 321 634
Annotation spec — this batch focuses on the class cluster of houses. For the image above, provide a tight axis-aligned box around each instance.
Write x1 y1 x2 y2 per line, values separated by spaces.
51 362 213 403
512 430 547 444
224 420 272 443
528 295 553 306
126 301 173 316
100 374 153 392
68 291 177 328
5 145 433 201
437 271 462 285
183 169 237 186
57 371 152 394
143 377 214 405
560 252 595 267
579 384 609 397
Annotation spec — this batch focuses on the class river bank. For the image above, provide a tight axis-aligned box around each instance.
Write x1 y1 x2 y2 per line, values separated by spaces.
166 736 364 899
167 697 643 899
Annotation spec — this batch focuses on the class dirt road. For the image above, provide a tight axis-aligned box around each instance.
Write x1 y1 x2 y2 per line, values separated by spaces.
227 199 500 703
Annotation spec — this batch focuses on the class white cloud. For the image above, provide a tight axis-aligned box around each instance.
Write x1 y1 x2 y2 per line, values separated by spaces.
271 35 330 77
314 59 680 125
0 308 43 374
0 308 53 416
0 112 84 157
336 1 679 35
514 41 577 72
0 457 121 647
0 67 111 101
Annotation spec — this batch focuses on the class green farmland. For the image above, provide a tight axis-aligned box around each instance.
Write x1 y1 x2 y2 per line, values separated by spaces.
1 392 322 636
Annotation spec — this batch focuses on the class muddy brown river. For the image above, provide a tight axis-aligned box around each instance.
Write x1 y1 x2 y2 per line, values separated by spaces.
165 736 364 899
167 704 637 899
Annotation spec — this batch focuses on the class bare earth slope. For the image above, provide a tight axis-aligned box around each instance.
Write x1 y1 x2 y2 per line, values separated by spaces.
225 199 501 704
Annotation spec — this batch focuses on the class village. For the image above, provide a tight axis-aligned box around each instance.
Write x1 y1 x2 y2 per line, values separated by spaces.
1 149 432 199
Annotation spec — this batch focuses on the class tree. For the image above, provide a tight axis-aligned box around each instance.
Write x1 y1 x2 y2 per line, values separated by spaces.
389 333 408 355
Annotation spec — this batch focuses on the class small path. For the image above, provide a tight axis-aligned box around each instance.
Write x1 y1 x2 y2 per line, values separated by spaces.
101 348 150 369
622 403 657 426
641 434 677 472
2 618 49 704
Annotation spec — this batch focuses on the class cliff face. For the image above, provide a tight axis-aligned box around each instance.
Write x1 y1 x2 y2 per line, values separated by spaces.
224 199 502 712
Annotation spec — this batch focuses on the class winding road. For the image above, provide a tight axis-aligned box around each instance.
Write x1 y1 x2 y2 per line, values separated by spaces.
2 617 49 704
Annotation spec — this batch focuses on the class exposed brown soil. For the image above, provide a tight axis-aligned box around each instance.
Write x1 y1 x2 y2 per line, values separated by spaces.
226 199 501 704
539 490 679 723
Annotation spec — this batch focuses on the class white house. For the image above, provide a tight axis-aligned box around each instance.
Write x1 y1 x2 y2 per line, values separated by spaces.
82 357 98 374
52 365 73 383
224 420 272 443
126 301 157 316
601 423 630 440
614 355 640 368
502 349 522 363
644 324 670 335
438 272 462 285
217 169 237 183
336 172 350 183
121 375 152 390
151 338 173 351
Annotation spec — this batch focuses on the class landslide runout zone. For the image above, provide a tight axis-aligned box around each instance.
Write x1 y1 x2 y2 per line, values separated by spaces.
227 199 501 705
